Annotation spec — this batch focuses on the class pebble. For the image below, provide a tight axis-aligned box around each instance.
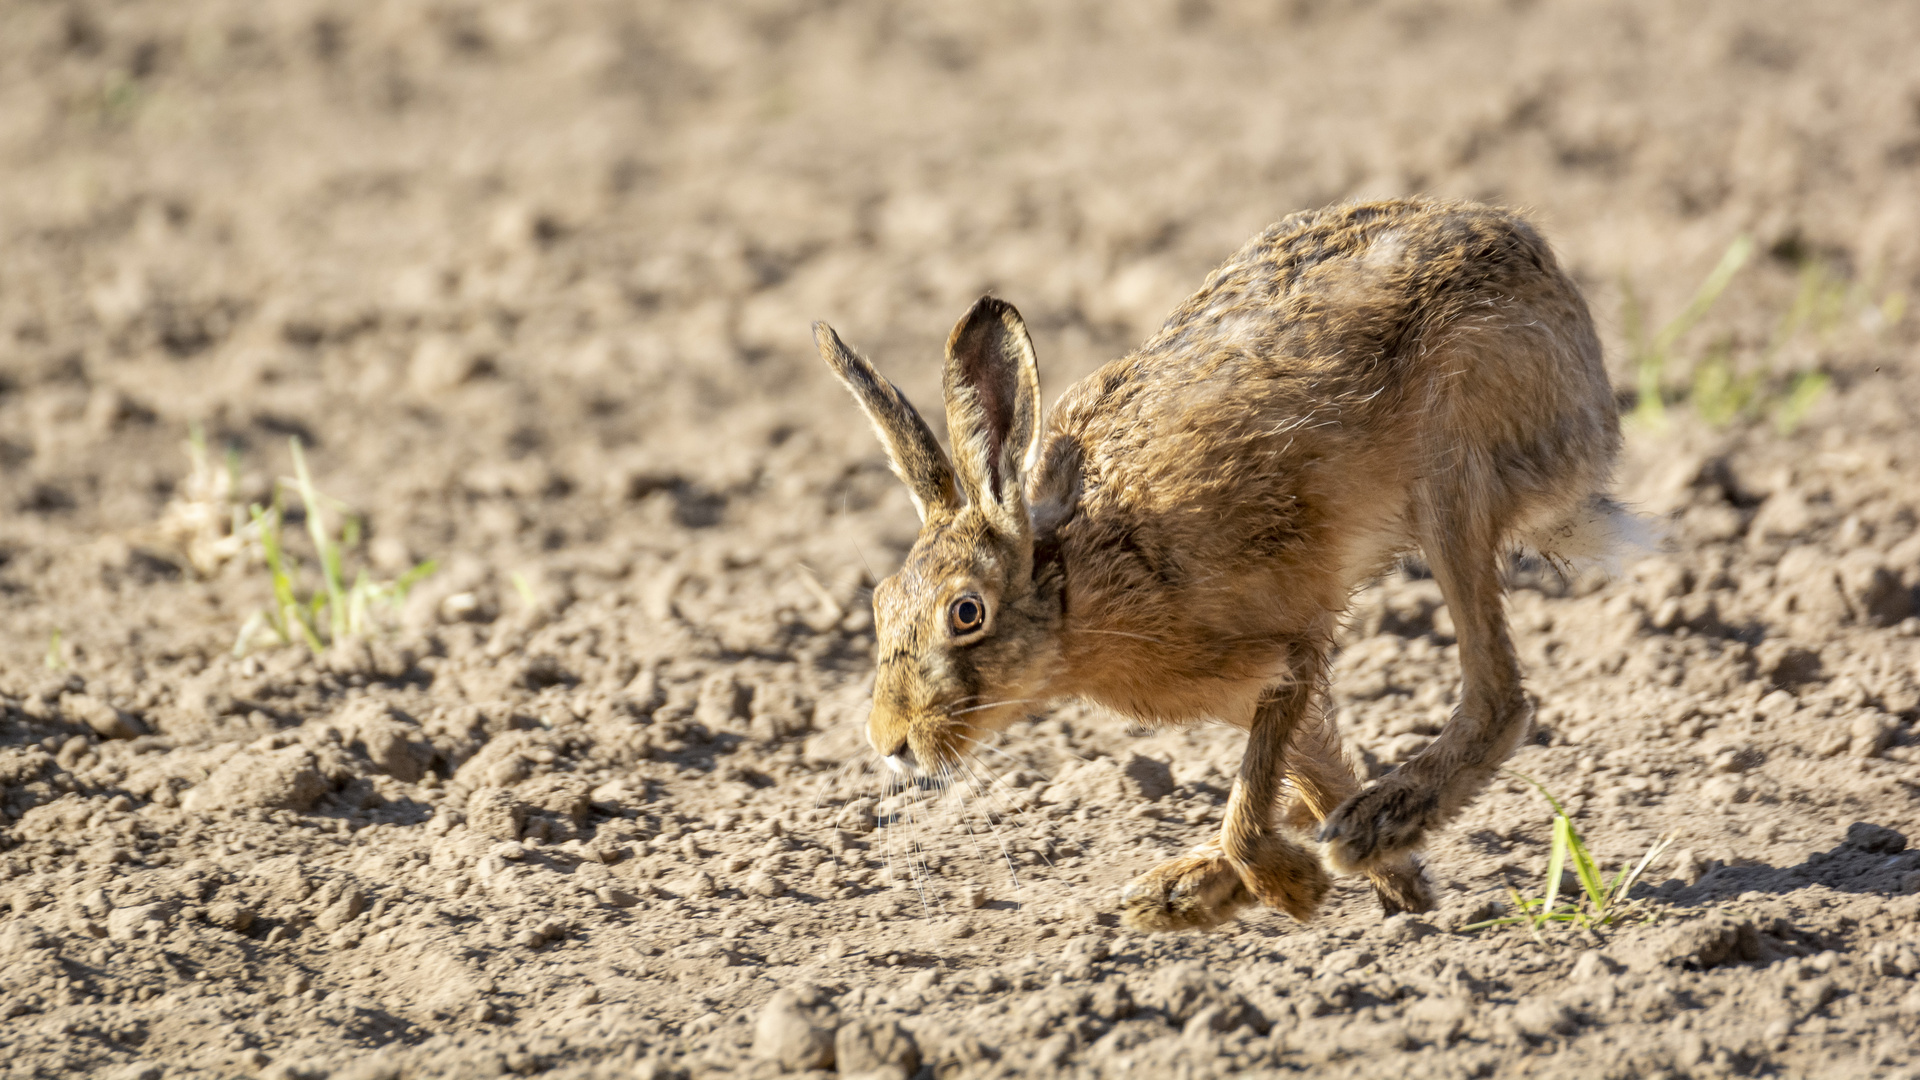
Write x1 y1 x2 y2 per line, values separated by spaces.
1569 951 1622 981
745 871 786 899
1321 948 1373 977
752 983 839 1070
106 903 168 943
205 901 254 932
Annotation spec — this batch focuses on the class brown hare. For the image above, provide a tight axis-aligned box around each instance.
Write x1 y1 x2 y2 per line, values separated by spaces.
813 198 1629 932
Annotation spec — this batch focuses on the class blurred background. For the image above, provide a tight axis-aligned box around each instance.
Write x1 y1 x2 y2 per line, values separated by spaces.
3 2 1917 644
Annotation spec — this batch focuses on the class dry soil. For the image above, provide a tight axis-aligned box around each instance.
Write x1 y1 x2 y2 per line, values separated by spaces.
2 2 1920 1078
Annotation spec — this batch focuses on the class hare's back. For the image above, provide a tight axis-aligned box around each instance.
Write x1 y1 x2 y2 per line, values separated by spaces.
1152 200 1587 380
1048 199 1612 570
1066 199 1608 463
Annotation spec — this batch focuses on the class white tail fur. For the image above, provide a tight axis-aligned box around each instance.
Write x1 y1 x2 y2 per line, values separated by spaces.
1518 495 1660 577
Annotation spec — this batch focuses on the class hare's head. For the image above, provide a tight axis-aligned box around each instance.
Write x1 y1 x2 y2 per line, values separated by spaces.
815 298 1077 776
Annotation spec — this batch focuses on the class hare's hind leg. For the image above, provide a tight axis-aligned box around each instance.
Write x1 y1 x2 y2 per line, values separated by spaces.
1122 644 1333 931
1283 714 1434 915
1319 485 1530 873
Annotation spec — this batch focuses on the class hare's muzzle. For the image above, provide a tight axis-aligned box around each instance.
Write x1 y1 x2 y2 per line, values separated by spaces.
881 743 917 776
866 704 917 775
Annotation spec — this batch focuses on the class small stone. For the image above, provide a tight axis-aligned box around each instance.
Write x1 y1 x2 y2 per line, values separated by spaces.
313 886 366 932
206 901 254 932
1654 915 1762 970
679 871 718 899
183 746 328 813
745 871 786 899
284 973 311 996
514 921 563 949
1511 999 1577 1038
467 791 527 842
1845 822 1907 854
1850 712 1898 758
835 1018 921 1078
752 983 838 1070
572 985 600 1007
66 694 146 740
106 903 169 942
1321 948 1373 976
1569 951 1622 982
594 887 639 908
960 883 987 910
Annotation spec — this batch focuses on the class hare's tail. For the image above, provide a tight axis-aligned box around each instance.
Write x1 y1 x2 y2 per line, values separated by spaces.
1515 495 1659 578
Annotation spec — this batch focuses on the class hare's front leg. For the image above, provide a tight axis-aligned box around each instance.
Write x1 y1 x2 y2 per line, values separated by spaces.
1284 713 1435 915
1117 839 1252 932
1121 657 1332 931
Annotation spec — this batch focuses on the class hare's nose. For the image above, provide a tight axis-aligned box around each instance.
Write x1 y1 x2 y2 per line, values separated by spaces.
883 741 917 776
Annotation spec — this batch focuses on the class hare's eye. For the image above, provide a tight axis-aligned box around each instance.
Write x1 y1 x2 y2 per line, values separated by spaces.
948 594 986 636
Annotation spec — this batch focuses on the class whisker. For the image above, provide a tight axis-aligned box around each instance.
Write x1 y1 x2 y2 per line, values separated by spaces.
956 757 1024 893
809 753 868 811
1076 628 1169 646
952 733 1043 776
947 700 1044 719
954 750 1099 887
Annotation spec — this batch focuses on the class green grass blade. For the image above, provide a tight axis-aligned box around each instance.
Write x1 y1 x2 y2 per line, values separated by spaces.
1566 817 1609 913
1544 818 1568 919
251 503 297 624
347 570 372 637
1505 770 1571 819
1462 915 1527 932
393 559 439 596
1652 234 1753 357
1772 371 1830 436
289 436 347 644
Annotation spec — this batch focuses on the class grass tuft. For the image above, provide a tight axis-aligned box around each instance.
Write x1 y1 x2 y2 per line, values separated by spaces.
1626 234 1754 430
1624 236 1905 434
233 436 437 656
1464 770 1675 939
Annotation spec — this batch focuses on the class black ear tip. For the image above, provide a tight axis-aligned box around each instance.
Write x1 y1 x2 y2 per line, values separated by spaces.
964 295 1016 321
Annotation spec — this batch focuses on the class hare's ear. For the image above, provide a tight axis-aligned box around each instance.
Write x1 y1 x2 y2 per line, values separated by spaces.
943 296 1040 533
814 322 959 522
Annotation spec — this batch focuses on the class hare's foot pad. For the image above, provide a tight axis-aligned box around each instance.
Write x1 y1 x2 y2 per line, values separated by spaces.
1120 848 1251 933
1319 780 1434 874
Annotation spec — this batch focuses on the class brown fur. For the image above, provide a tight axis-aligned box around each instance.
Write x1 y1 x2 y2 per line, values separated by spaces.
815 198 1621 931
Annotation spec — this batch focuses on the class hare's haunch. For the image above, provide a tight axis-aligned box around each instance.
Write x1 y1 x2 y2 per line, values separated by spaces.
815 198 1629 931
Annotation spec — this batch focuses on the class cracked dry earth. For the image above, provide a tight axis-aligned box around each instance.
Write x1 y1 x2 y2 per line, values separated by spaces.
3 1 1920 1078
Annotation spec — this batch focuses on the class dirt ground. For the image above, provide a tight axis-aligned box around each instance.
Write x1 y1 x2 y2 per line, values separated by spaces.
2 1 1919 1077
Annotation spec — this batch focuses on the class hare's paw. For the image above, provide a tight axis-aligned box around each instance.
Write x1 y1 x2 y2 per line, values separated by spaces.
1119 846 1251 933
1227 832 1330 923
1364 854 1435 916
1318 780 1432 874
